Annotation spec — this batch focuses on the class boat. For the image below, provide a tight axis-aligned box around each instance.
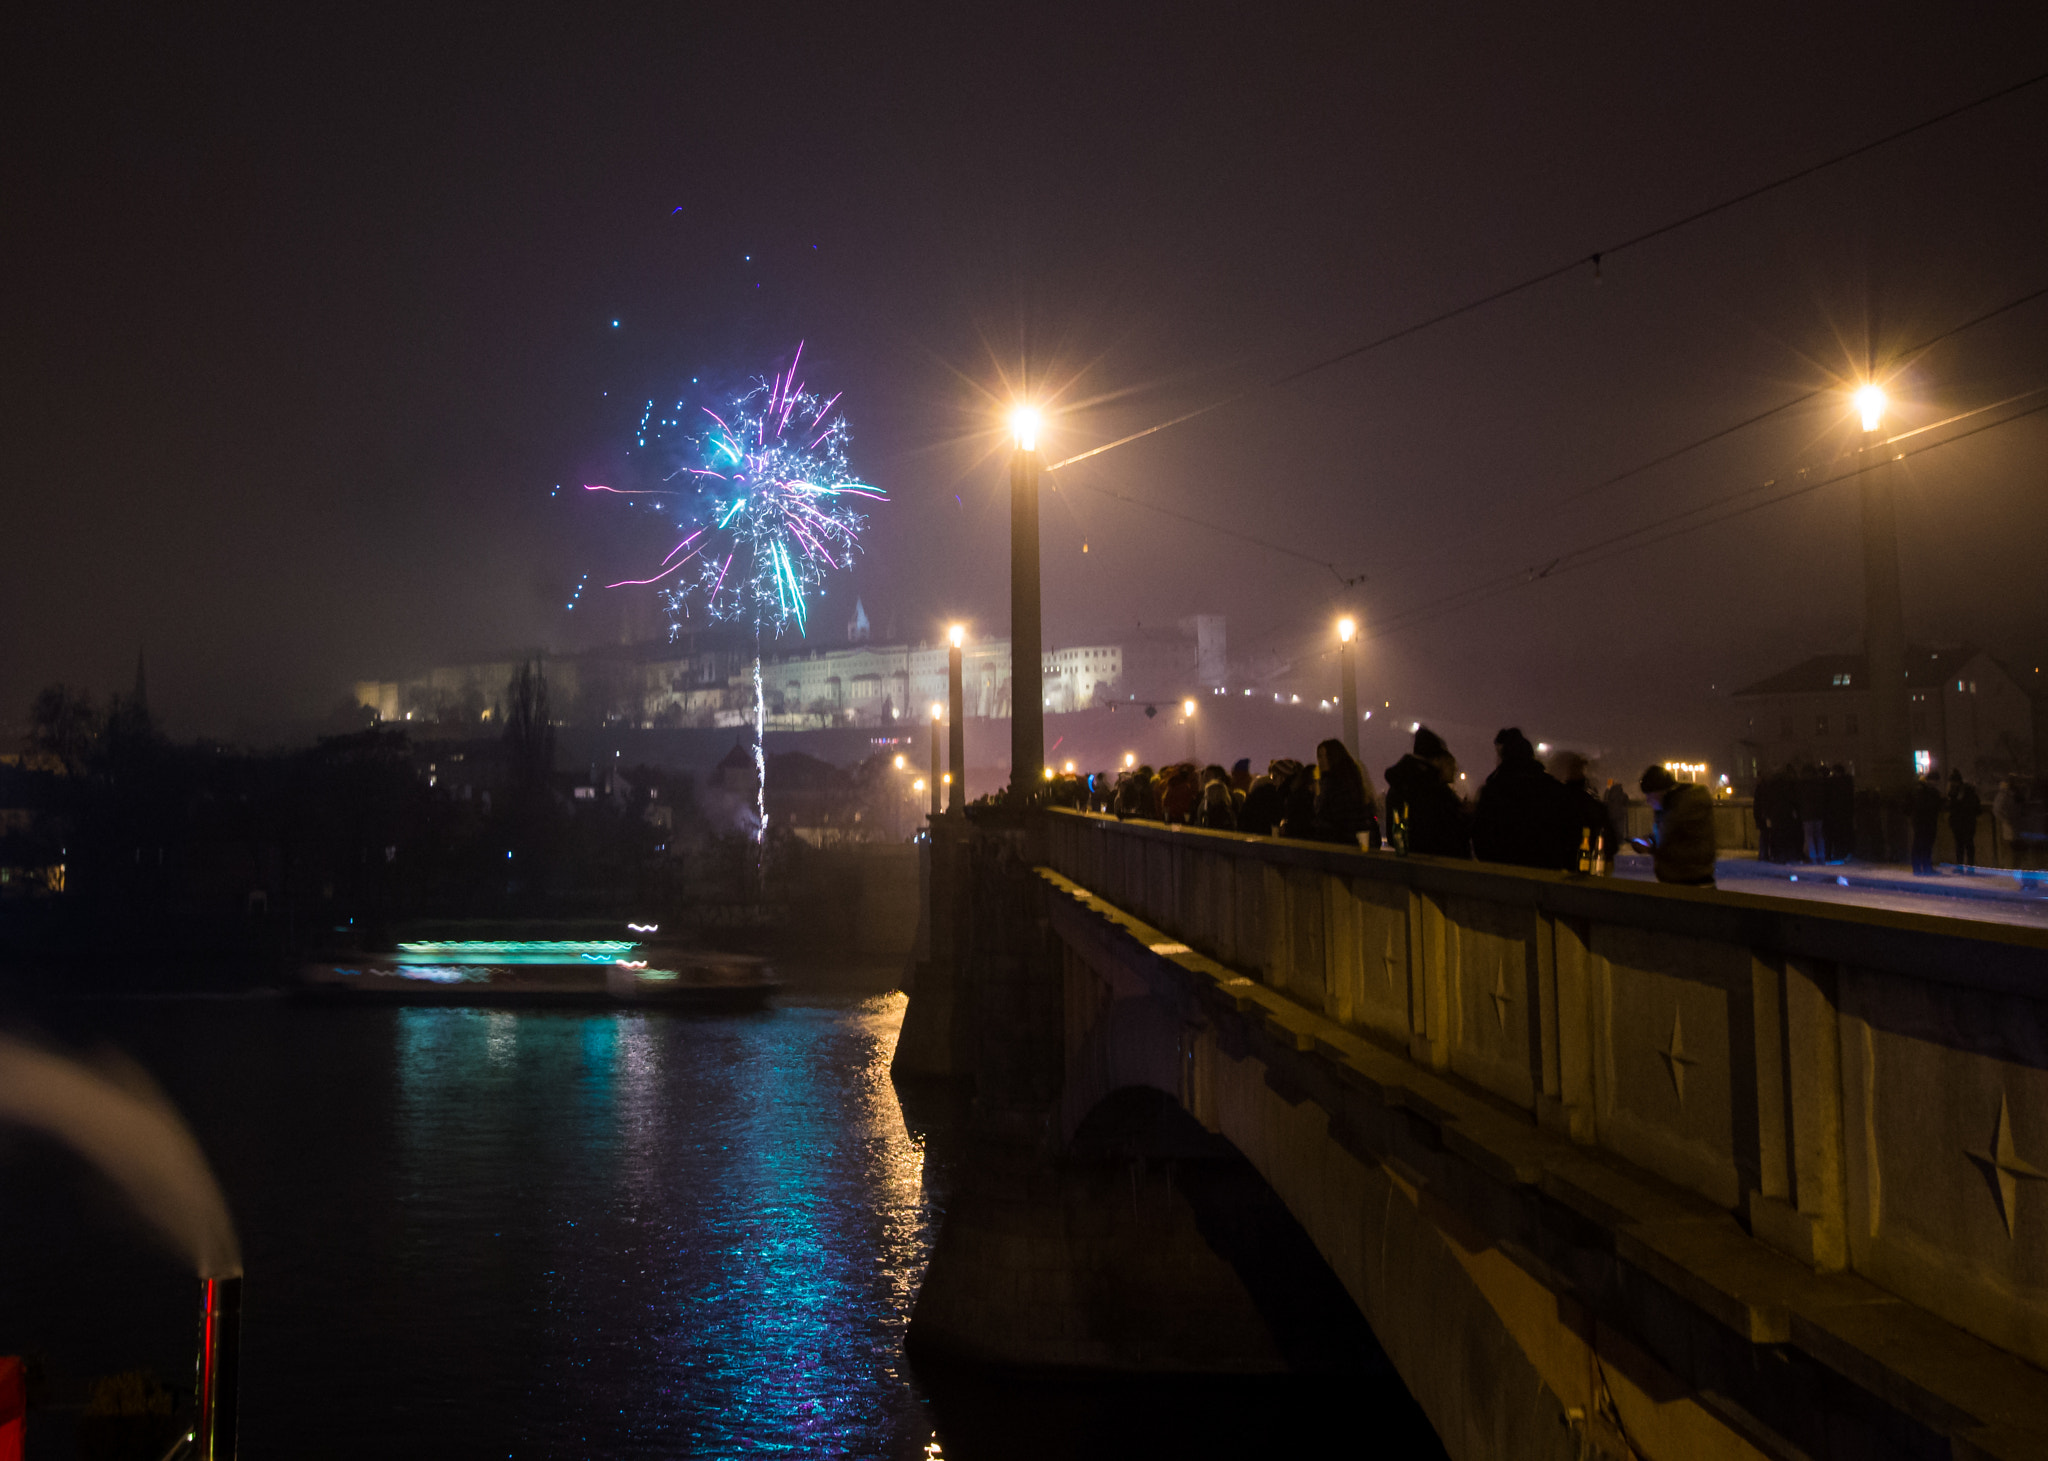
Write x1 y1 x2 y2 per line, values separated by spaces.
299 936 780 1010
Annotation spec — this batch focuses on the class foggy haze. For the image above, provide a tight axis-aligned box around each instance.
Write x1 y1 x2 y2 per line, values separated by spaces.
7 6 2047 768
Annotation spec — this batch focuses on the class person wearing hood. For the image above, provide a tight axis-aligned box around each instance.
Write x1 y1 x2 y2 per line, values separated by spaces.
1473 727 1577 870
1383 726 1470 857
1632 765 1715 886
1193 765 1238 830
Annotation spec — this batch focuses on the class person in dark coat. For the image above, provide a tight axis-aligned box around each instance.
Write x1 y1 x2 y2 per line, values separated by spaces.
1603 779 1632 862
1948 771 1982 872
1193 767 1238 830
1472 728 1577 870
1797 762 1828 863
1275 761 1320 840
1238 763 1289 836
1552 753 1613 871
1751 769 1780 863
1158 763 1199 825
1634 765 1716 886
1313 738 1380 849
1382 726 1470 858
1909 772 1944 875
1824 765 1855 863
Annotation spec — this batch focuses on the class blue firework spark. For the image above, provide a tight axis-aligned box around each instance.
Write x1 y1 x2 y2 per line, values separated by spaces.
591 342 883 641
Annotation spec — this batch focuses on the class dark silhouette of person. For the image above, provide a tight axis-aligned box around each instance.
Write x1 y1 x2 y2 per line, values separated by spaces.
1824 764 1855 862
1909 772 1944 876
1472 727 1577 870
1552 752 1613 871
1948 770 1981 873
1383 726 1470 858
1313 738 1379 849
1797 762 1828 863
1603 779 1632 862
1239 762 1291 836
1275 761 1320 841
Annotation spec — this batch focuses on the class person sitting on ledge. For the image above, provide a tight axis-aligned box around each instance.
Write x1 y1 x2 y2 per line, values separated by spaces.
1633 764 1716 887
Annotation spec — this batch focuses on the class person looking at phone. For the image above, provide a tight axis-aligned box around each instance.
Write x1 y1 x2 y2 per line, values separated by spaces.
1633 765 1716 887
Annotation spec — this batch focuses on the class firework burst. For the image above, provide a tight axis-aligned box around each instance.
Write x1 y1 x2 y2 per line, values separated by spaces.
587 343 884 838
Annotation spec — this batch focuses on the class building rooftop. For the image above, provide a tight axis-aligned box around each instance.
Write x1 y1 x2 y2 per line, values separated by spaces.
1732 645 1987 697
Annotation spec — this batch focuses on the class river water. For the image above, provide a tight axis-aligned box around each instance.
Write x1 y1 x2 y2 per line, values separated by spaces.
0 989 1443 1459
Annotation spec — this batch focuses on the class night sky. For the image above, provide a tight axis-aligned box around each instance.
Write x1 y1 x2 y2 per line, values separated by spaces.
8 6 2047 762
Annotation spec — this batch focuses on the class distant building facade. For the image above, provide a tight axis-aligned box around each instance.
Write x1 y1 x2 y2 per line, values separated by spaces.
357 632 1133 732
1729 645 2033 785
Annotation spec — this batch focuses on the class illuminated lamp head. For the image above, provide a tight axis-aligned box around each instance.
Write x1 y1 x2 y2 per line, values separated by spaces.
1853 382 1887 432
1009 405 1040 452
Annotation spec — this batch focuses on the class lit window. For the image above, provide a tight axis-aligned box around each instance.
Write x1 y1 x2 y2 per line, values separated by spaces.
1913 750 1933 776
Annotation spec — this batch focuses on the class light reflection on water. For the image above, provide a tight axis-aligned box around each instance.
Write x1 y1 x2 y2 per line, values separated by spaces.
2 993 1441 1460
1 993 945 1460
381 994 937 1457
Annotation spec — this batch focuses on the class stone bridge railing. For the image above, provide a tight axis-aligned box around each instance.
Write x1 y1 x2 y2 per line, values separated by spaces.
1040 809 2048 1384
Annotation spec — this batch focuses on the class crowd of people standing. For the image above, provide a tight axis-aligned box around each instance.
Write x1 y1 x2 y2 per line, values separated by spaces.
1047 723 1720 887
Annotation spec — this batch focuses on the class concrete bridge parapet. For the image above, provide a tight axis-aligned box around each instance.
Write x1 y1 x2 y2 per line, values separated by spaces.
899 808 2048 1459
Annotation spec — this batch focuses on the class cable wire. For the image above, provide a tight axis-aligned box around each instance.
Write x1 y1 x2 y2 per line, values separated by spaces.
1050 68 2048 471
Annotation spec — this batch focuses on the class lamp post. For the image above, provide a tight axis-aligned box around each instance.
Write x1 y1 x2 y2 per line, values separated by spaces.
928 701 943 821
1336 616 1360 762
1855 382 1911 793
1182 697 1197 764
1008 406 1044 802
947 624 967 812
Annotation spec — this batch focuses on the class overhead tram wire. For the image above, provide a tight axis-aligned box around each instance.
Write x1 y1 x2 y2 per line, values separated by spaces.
1049 67 2048 473
1043 464 1361 587
1047 280 2048 587
1241 387 2048 680
1366 390 2048 640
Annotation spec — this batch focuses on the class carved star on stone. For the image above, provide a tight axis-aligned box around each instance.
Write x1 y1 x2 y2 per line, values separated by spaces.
1967 1092 2048 1239
1657 1009 1699 1102
1489 960 1513 1032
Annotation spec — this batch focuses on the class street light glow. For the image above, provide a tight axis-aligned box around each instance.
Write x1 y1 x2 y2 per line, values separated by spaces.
893 754 905 769
1010 405 1040 451
1853 382 1887 432
1123 752 1135 768
1337 616 1356 643
948 623 966 648
931 701 944 721
1182 698 1196 718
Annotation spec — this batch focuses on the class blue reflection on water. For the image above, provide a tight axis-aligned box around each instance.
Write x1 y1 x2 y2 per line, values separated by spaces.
383 996 933 1456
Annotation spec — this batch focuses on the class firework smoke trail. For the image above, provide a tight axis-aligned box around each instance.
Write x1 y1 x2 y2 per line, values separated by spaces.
590 344 884 841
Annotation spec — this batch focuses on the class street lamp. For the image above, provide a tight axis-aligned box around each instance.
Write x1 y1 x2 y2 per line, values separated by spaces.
1336 616 1360 763
1854 378 1910 792
1008 404 1044 802
946 623 967 812
1181 697 1197 763
928 701 943 820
